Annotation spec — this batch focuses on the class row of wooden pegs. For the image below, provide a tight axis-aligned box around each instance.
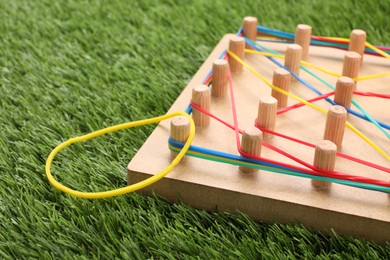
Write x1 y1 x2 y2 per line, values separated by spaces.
169 17 370 190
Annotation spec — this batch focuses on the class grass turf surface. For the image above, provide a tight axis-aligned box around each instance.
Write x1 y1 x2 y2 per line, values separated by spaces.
1 0 390 258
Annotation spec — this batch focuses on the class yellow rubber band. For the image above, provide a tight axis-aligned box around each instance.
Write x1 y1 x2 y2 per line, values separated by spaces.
365 42 390 60
245 49 390 81
245 49 343 78
45 111 195 199
245 49 343 77
316 36 390 60
354 72 390 81
244 49 284 59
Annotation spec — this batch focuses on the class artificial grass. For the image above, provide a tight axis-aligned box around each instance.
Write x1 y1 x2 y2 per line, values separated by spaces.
1 0 390 258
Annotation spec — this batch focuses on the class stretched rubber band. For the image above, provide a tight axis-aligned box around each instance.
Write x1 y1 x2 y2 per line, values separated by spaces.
245 39 390 132
45 111 195 199
229 47 390 160
256 25 390 56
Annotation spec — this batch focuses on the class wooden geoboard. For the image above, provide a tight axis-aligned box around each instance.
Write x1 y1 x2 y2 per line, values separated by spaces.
127 33 390 243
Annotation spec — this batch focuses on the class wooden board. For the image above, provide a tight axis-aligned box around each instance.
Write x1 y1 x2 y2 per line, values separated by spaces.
127 34 390 243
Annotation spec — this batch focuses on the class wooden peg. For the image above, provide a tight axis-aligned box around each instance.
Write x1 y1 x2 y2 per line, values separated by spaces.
228 36 245 73
348 29 366 65
334 77 355 109
294 24 312 60
170 116 190 158
323 105 347 150
311 140 337 189
212 59 229 97
192 85 210 127
239 127 263 173
271 68 291 108
284 44 302 79
257 96 278 140
342 51 361 88
243 16 258 49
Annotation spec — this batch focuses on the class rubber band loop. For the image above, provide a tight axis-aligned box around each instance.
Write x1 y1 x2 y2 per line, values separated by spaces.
45 111 195 199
